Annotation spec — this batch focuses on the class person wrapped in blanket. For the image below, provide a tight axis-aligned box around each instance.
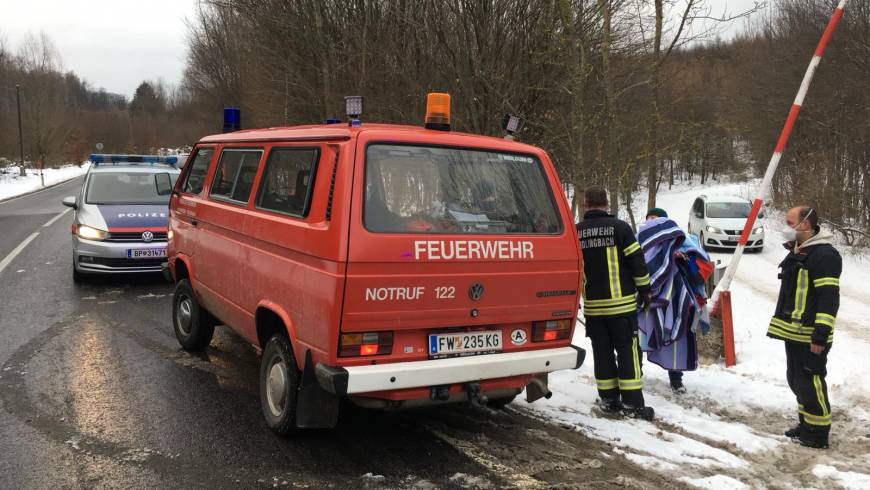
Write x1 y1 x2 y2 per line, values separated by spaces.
638 208 713 393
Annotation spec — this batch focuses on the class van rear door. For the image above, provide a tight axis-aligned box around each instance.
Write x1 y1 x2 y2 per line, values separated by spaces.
342 133 581 363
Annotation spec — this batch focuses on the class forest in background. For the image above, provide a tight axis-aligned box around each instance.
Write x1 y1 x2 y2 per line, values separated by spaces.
0 0 867 236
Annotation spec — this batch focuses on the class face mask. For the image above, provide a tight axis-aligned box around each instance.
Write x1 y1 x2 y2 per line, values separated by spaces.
783 208 814 242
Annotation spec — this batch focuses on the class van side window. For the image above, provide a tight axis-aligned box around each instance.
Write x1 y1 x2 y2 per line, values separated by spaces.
210 149 262 203
255 148 320 217
181 148 213 194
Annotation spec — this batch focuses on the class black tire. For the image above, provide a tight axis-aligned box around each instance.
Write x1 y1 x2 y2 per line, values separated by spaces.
72 264 85 283
172 279 216 350
699 232 707 251
259 334 300 436
487 394 517 410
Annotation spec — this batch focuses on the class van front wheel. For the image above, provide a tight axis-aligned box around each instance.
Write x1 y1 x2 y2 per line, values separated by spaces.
172 279 215 350
260 334 300 436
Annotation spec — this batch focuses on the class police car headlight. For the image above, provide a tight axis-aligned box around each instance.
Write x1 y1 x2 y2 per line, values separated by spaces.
753 227 764 234
77 225 108 241
705 226 722 234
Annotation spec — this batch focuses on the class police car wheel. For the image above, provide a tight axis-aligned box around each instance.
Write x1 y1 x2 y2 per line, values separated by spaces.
172 279 215 350
72 264 85 283
259 334 300 435
699 232 707 251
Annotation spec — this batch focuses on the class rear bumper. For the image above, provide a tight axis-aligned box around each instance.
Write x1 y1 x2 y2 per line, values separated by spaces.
316 345 585 397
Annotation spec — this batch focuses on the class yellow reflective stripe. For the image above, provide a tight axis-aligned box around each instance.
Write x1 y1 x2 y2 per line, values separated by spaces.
584 295 636 306
632 336 641 381
815 313 835 328
596 378 618 390
791 269 809 321
813 375 829 417
618 379 643 390
584 303 638 316
633 274 650 287
606 246 621 299
800 410 832 426
770 318 814 334
813 277 839 287
767 325 834 344
623 242 641 256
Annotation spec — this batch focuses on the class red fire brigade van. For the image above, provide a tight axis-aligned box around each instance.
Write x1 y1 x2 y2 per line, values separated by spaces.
166 94 585 434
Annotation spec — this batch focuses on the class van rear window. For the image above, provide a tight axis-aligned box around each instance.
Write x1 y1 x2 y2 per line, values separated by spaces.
364 145 562 234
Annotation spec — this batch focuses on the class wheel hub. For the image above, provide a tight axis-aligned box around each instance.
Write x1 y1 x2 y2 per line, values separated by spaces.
177 296 193 335
266 360 288 418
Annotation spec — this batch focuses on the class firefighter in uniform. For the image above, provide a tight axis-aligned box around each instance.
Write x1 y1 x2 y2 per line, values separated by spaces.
577 186 654 419
768 206 841 449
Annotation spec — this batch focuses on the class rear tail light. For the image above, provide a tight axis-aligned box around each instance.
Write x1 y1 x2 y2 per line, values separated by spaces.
532 319 571 342
339 331 393 357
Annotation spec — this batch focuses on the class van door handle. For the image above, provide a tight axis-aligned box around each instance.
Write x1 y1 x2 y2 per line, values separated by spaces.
191 219 198 227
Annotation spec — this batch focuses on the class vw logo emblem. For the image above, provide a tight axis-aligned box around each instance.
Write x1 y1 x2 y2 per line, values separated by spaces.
468 283 484 301
141 231 154 243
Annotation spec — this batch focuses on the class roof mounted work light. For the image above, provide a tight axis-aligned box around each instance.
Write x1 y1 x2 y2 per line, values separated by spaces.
345 96 363 127
502 114 523 140
424 93 451 131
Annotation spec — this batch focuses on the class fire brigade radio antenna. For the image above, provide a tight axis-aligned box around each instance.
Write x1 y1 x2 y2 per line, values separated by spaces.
712 0 849 308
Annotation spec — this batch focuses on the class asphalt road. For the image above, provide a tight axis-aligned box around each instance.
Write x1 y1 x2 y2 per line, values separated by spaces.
0 179 680 489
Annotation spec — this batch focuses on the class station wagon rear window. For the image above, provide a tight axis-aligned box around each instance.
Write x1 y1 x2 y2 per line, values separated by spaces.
364 145 562 234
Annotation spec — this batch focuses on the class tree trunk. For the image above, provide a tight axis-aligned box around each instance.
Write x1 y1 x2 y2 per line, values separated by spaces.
646 0 664 210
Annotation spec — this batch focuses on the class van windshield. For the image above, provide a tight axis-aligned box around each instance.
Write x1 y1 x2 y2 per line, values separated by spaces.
86 172 179 205
364 144 562 234
706 201 751 219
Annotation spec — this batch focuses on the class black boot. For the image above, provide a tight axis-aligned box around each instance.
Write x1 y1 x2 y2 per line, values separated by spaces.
623 405 655 421
596 397 623 414
797 427 829 449
668 371 686 394
784 425 801 439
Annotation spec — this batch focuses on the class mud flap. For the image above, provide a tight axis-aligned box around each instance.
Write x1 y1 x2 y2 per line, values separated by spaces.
295 350 340 429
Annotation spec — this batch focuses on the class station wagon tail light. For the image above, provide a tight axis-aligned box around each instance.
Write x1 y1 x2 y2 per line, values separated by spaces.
339 332 393 357
532 320 571 342
76 224 108 241
424 93 451 131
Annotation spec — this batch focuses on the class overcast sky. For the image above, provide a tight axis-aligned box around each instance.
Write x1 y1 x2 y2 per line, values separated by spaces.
1 0 765 100
0 0 197 98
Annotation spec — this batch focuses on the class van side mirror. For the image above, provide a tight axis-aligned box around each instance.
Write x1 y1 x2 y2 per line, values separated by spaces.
694 211 703 219
155 173 173 196
62 196 77 209
759 211 765 219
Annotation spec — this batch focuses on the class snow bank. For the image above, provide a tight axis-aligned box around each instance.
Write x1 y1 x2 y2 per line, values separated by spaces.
0 164 89 201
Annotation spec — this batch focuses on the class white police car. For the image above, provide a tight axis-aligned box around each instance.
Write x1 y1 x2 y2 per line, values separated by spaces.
62 154 180 281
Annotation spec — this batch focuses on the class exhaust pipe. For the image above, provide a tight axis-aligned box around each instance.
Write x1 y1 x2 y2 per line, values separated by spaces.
525 374 552 403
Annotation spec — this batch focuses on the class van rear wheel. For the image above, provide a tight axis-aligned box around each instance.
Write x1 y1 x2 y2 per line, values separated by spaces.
259 334 300 436
172 279 216 350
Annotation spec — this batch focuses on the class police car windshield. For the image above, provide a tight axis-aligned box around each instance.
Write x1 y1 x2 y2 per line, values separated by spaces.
364 144 562 234
86 172 179 205
706 202 750 219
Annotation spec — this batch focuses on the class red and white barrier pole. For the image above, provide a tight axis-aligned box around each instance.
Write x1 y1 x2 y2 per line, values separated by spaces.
712 0 849 306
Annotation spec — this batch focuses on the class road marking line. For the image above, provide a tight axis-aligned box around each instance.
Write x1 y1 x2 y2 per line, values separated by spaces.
43 208 72 228
0 232 40 276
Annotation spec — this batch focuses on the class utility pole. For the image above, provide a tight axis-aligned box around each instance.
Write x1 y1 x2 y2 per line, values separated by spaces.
16 84 25 177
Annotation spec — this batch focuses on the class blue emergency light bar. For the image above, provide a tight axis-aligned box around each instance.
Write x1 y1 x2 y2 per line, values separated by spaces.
90 154 178 167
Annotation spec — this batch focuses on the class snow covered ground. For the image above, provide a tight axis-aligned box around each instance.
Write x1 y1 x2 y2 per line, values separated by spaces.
527 180 870 489
0 164 89 201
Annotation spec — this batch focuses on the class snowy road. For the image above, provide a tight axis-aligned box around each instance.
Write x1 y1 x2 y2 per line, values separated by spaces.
536 182 870 489
0 175 680 487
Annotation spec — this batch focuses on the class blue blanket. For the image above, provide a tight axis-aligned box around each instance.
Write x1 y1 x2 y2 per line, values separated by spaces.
637 218 711 372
